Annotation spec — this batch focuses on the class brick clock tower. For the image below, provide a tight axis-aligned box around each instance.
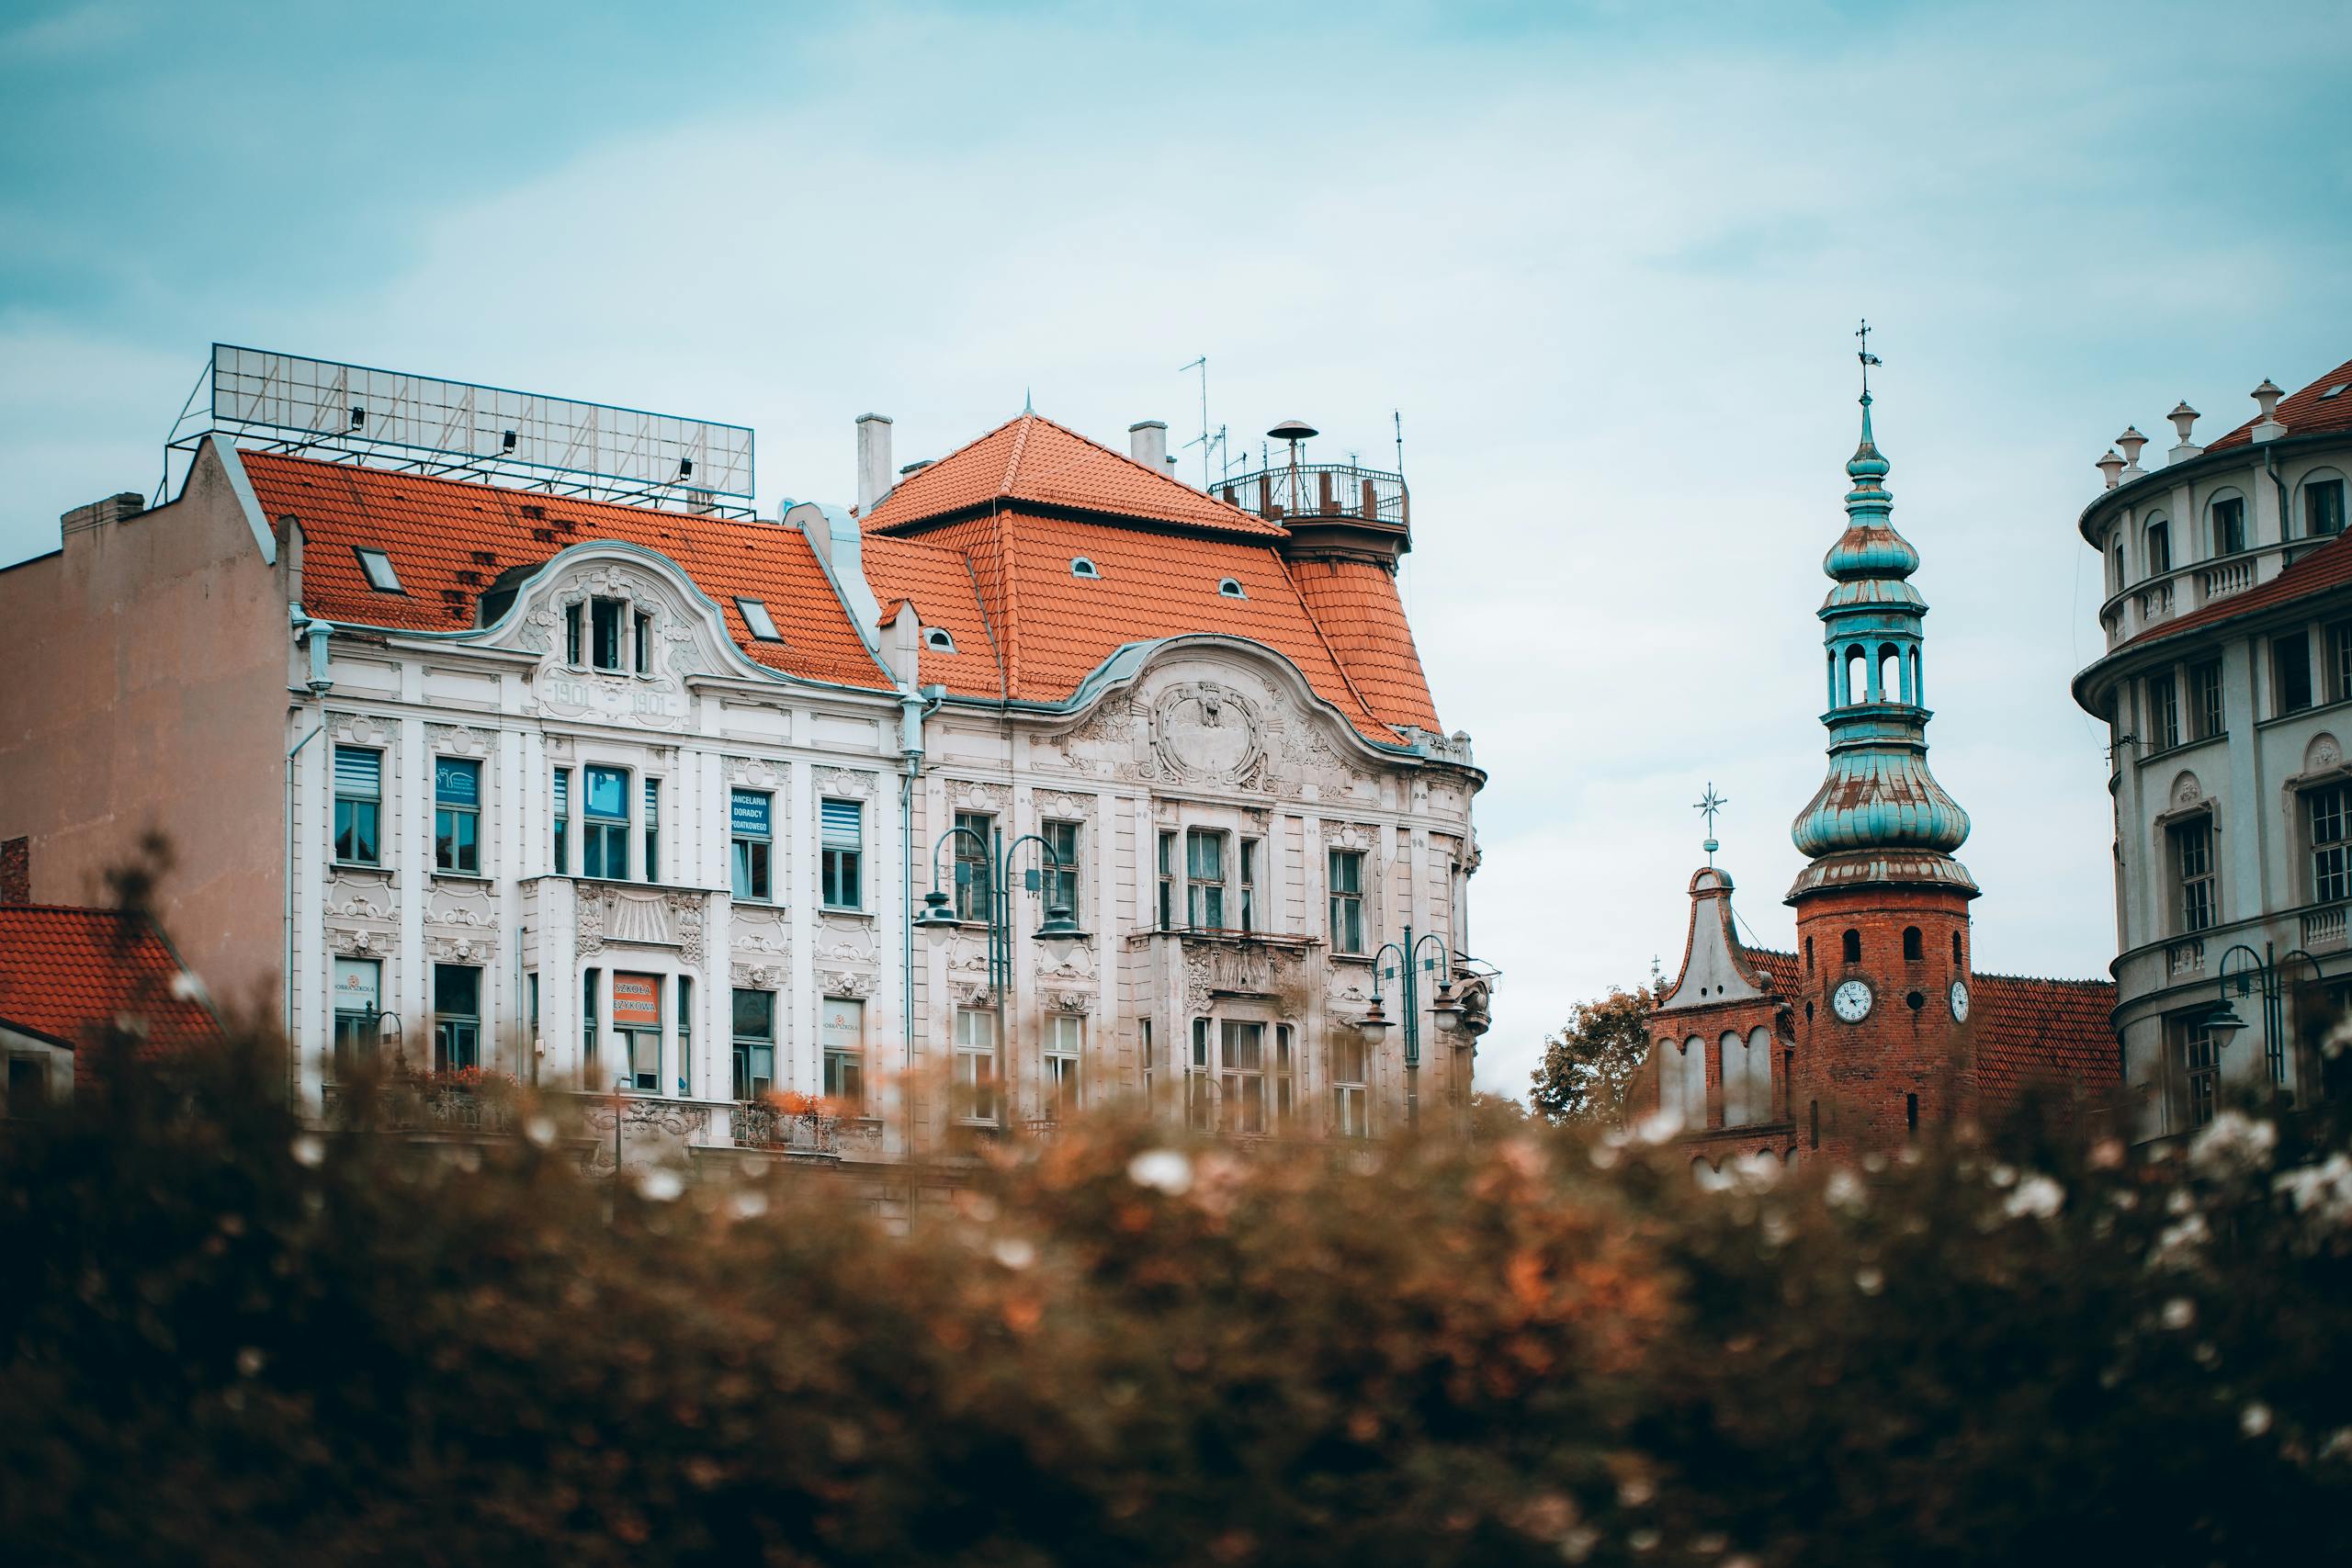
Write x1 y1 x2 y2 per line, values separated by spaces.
1786 368 1979 1161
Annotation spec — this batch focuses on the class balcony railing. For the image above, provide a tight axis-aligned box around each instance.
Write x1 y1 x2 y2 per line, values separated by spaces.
730 1100 841 1156
2166 938 2206 977
2302 905 2349 953
2199 557 2256 602
1216 462 1408 528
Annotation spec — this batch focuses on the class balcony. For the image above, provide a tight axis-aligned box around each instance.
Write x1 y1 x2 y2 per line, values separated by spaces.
730 1097 842 1157
1216 461 1408 529
2165 939 2206 978
2199 557 2256 602
2301 905 2348 953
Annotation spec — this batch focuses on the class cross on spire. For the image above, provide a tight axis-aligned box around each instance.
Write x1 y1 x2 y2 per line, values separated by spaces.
1856 318 1882 395
1695 782 1728 866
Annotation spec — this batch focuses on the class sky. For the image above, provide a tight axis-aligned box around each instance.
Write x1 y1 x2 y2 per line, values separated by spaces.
6 0 2352 1095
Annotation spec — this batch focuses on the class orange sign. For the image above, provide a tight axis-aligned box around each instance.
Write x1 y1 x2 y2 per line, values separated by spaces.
612 972 662 1027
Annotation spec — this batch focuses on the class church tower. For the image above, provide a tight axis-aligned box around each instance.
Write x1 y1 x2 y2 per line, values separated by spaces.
1786 353 1979 1160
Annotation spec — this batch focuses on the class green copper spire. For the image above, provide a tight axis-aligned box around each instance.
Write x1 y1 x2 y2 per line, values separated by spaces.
1788 335 1976 901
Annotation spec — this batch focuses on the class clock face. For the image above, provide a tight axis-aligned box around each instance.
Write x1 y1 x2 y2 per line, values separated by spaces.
1950 979 1971 1021
1832 978 1873 1022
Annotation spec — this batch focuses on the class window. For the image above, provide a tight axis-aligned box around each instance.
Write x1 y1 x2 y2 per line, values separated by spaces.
1238 838 1260 933
330 957 380 1080
823 997 865 1109
1328 848 1365 954
613 972 662 1091
642 778 662 882
2146 521 2171 576
355 547 402 592
2309 477 2347 539
2330 622 2352 707
2191 660 2226 739
591 597 624 671
1953 930 1964 964
2311 784 2352 904
434 758 481 874
2183 1019 2222 1130
1903 926 1923 961
633 609 653 675
1906 1092 1920 1136
736 598 782 642
333 747 382 865
1188 1018 1212 1130
582 968 600 1075
2173 818 2217 933
583 766 628 879
1219 1021 1267 1134
1721 1028 1770 1128
1804 936 1815 972
1041 818 1080 917
1070 557 1100 579
2147 671 2180 750
954 811 993 921
551 767 571 874
1157 831 1177 931
923 627 956 652
1841 928 1861 964
1332 1032 1369 1137
730 988 774 1102
955 1007 999 1123
2277 631 2314 716
1217 578 1246 599
1140 1019 1156 1100
2212 494 2246 556
1045 1013 1082 1120
432 963 481 1073
674 976 692 1097
1186 829 1227 929
1272 1022 1295 1128
820 798 863 909
730 789 773 902
565 603 583 665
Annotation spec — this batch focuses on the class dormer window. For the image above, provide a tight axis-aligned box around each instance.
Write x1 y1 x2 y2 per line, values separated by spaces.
1070 557 1100 579
1217 578 1246 599
590 597 624 671
735 598 782 642
924 627 956 653
355 547 402 593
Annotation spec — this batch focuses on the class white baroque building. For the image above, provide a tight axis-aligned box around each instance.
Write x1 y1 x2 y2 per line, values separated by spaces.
2073 353 2352 1144
0 350 1489 1166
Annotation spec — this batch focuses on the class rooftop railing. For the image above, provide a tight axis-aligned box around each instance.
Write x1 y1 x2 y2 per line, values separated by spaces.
1216 462 1408 528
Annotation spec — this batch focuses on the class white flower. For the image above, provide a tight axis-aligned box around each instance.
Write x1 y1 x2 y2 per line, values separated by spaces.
2242 1403 2274 1438
2275 1153 2352 1231
524 1114 558 1148
729 1189 768 1220
2149 1213 2211 1270
288 1133 325 1168
1126 1148 1193 1196
990 1236 1036 1270
1632 1108 1684 1145
2160 1297 2196 1330
2003 1174 2064 1221
1854 1266 1884 1295
636 1168 685 1202
2189 1111 2278 1181
1825 1168 1868 1213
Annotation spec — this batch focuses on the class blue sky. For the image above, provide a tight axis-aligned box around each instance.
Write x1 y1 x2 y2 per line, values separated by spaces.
6 0 2352 1092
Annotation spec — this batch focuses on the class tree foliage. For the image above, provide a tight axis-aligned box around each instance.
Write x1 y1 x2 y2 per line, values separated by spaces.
1530 971 1661 1125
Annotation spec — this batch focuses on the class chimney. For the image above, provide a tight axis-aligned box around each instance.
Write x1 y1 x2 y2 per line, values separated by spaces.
2166 400 2202 463
1128 420 1169 472
60 491 145 547
2252 379 2288 443
2116 425 2148 477
855 413 894 513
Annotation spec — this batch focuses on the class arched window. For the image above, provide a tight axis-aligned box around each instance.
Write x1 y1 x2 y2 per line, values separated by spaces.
1656 1036 1684 1123
1826 649 1838 708
2210 490 2248 557
1845 645 1866 705
1217 578 1246 599
2299 469 2346 538
1903 926 1923 961
1804 935 1815 971
923 626 956 653
2145 519 2171 577
1951 930 1963 964
1878 643 1902 704
1841 928 1861 964
2110 536 2125 591
1722 1027 1771 1128
1682 1036 1707 1126
1070 557 1101 580
1909 648 1923 705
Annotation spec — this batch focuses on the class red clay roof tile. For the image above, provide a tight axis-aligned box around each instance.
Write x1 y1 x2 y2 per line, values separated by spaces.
2204 355 2352 452
0 905 223 1077
1288 556 1442 732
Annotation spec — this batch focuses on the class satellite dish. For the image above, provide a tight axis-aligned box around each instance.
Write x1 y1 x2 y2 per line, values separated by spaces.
1266 419 1318 442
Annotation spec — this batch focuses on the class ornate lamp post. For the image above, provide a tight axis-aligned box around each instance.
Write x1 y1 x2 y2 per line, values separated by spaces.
912 823 1086 1122
2198 942 2323 1099
1353 925 1462 1129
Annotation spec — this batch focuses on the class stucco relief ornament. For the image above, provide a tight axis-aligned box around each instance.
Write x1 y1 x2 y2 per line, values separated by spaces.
1149 682 1266 786
662 622 707 680
325 885 393 923
2172 773 2205 811
428 934 493 963
576 891 605 956
730 962 785 990
2309 734 2343 773
516 605 558 655
1046 989 1093 1015
726 755 784 789
424 722 494 760
1055 697 1138 778
333 711 399 749
1037 789 1093 822
952 779 1009 814
954 980 994 1008
1183 953 1216 1016
327 926 382 957
815 766 878 800
666 893 707 964
820 969 877 999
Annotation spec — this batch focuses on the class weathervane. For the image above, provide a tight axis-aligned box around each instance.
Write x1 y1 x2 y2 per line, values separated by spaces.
1856 318 1882 395
1695 782 1728 866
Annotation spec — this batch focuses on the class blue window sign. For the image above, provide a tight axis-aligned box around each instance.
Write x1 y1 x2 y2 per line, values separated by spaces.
585 766 628 821
435 759 480 806
731 789 771 838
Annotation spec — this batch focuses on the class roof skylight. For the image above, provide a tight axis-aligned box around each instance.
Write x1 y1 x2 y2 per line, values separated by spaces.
924 627 956 653
1217 578 1247 599
736 598 782 641
2324 382 2350 400
1070 557 1100 579
354 547 402 592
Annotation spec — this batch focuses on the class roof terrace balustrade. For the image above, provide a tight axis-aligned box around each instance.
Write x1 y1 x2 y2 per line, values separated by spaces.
1217 461 1408 528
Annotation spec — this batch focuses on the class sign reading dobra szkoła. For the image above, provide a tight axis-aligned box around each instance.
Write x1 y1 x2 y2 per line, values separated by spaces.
611 972 663 1028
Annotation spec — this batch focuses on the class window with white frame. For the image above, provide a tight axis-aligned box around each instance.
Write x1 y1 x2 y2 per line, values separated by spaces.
821 798 863 909
2182 1017 2222 1130
955 1007 999 1123
2146 519 2172 576
2211 493 2247 556
1185 829 1227 929
565 603 584 666
582 968 601 1077
674 976 692 1099
434 759 481 874
1218 1020 1268 1134
551 767 571 874
1331 1031 1369 1137
432 963 481 1074
1157 830 1177 931
954 810 993 921
1188 1018 1212 1130
1140 1018 1156 1101
1328 848 1365 954
731 788 773 902
2172 817 2217 934
2191 660 2225 740
591 597 625 671
1042 819 1081 918
632 608 654 676
582 766 628 879
330 957 381 1081
333 747 382 866
2308 475 2347 539
822 997 865 1109
1272 1022 1295 1128
2146 672 2180 751
642 778 662 883
1238 838 1260 934
2310 784 2352 905
731 988 775 1101
1045 1013 1082 1120
614 972 662 1091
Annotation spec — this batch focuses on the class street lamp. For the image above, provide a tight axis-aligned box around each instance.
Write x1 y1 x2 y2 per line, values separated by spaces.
2209 942 2322 1099
1365 925 1457 1129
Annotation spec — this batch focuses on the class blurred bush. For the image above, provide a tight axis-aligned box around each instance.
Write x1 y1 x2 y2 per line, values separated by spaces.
4 1026 2350 1567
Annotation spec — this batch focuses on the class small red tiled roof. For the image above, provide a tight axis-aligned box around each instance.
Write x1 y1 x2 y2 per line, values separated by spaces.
2114 530 2352 655
1972 972 2119 1107
2204 355 2352 452
1741 945 1801 999
863 412 1286 537
0 905 223 1077
240 452 892 690
858 532 1005 694
1288 556 1442 732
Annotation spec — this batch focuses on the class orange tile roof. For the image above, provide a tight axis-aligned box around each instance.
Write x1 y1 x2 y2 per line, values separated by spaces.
858 533 1006 694
1288 556 1442 732
240 452 892 690
0 905 223 1078
863 412 1286 537
1972 972 2119 1107
2204 355 2352 452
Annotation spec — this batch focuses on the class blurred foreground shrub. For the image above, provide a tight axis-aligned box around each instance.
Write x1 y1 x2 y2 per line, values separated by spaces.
4 1032 2350 1567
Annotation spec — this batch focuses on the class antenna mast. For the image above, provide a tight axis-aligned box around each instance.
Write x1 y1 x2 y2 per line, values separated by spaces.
1177 355 1220 489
